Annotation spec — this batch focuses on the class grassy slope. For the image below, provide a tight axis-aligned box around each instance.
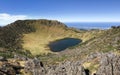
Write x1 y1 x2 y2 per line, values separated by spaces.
49 27 120 73
22 20 104 55
1 20 120 74
0 19 104 56
56 27 120 59
40 27 120 64
22 20 75 55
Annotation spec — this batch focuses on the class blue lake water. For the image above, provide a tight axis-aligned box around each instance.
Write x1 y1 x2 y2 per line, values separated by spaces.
49 38 82 52
65 22 120 29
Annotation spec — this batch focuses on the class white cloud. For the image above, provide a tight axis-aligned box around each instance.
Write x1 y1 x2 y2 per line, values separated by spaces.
0 13 28 26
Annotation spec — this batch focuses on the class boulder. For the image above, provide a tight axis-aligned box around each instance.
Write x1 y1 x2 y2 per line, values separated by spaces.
96 53 120 75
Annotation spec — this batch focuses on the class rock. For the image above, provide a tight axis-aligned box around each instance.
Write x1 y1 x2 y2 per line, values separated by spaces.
0 62 16 75
0 56 4 61
14 54 28 61
0 58 24 75
45 61 86 75
0 56 6 61
24 57 46 75
96 53 120 75
24 58 87 75
3 52 120 75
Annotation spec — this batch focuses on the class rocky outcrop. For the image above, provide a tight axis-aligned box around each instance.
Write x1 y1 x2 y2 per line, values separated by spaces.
96 53 120 75
0 56 6 61
0 58 23 75
24 58 87 75
24 58 45 75
1 52 120 75
45 61 86 75
16 52 120 75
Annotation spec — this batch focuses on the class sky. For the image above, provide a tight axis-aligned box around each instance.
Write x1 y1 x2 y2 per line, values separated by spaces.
0 0 120 25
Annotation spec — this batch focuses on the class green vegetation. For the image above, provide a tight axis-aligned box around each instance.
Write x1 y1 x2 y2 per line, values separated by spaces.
0 19 102 55
0 20 35 49
52 26 120 64
0 19 120 66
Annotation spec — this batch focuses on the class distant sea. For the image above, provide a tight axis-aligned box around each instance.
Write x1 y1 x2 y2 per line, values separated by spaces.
64 22 120 29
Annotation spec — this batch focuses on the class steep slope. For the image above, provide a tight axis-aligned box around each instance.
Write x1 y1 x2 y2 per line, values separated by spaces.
56 26 120 57
36 26 119 64
0 19 104 55
0 19 72 55
51 26 120 74
21 20 77 55
0 19 120 75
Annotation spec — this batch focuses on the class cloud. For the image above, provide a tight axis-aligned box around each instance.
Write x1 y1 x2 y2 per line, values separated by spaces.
0 13 28 26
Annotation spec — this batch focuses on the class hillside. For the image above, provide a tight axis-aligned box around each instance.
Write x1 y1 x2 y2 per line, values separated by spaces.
53 26 120 74
36 26 119 58
0 19 103 55
0 20 120 75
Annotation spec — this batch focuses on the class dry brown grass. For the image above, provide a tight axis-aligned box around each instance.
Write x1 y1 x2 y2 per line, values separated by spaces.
22 23 76 55
22 25 103 55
